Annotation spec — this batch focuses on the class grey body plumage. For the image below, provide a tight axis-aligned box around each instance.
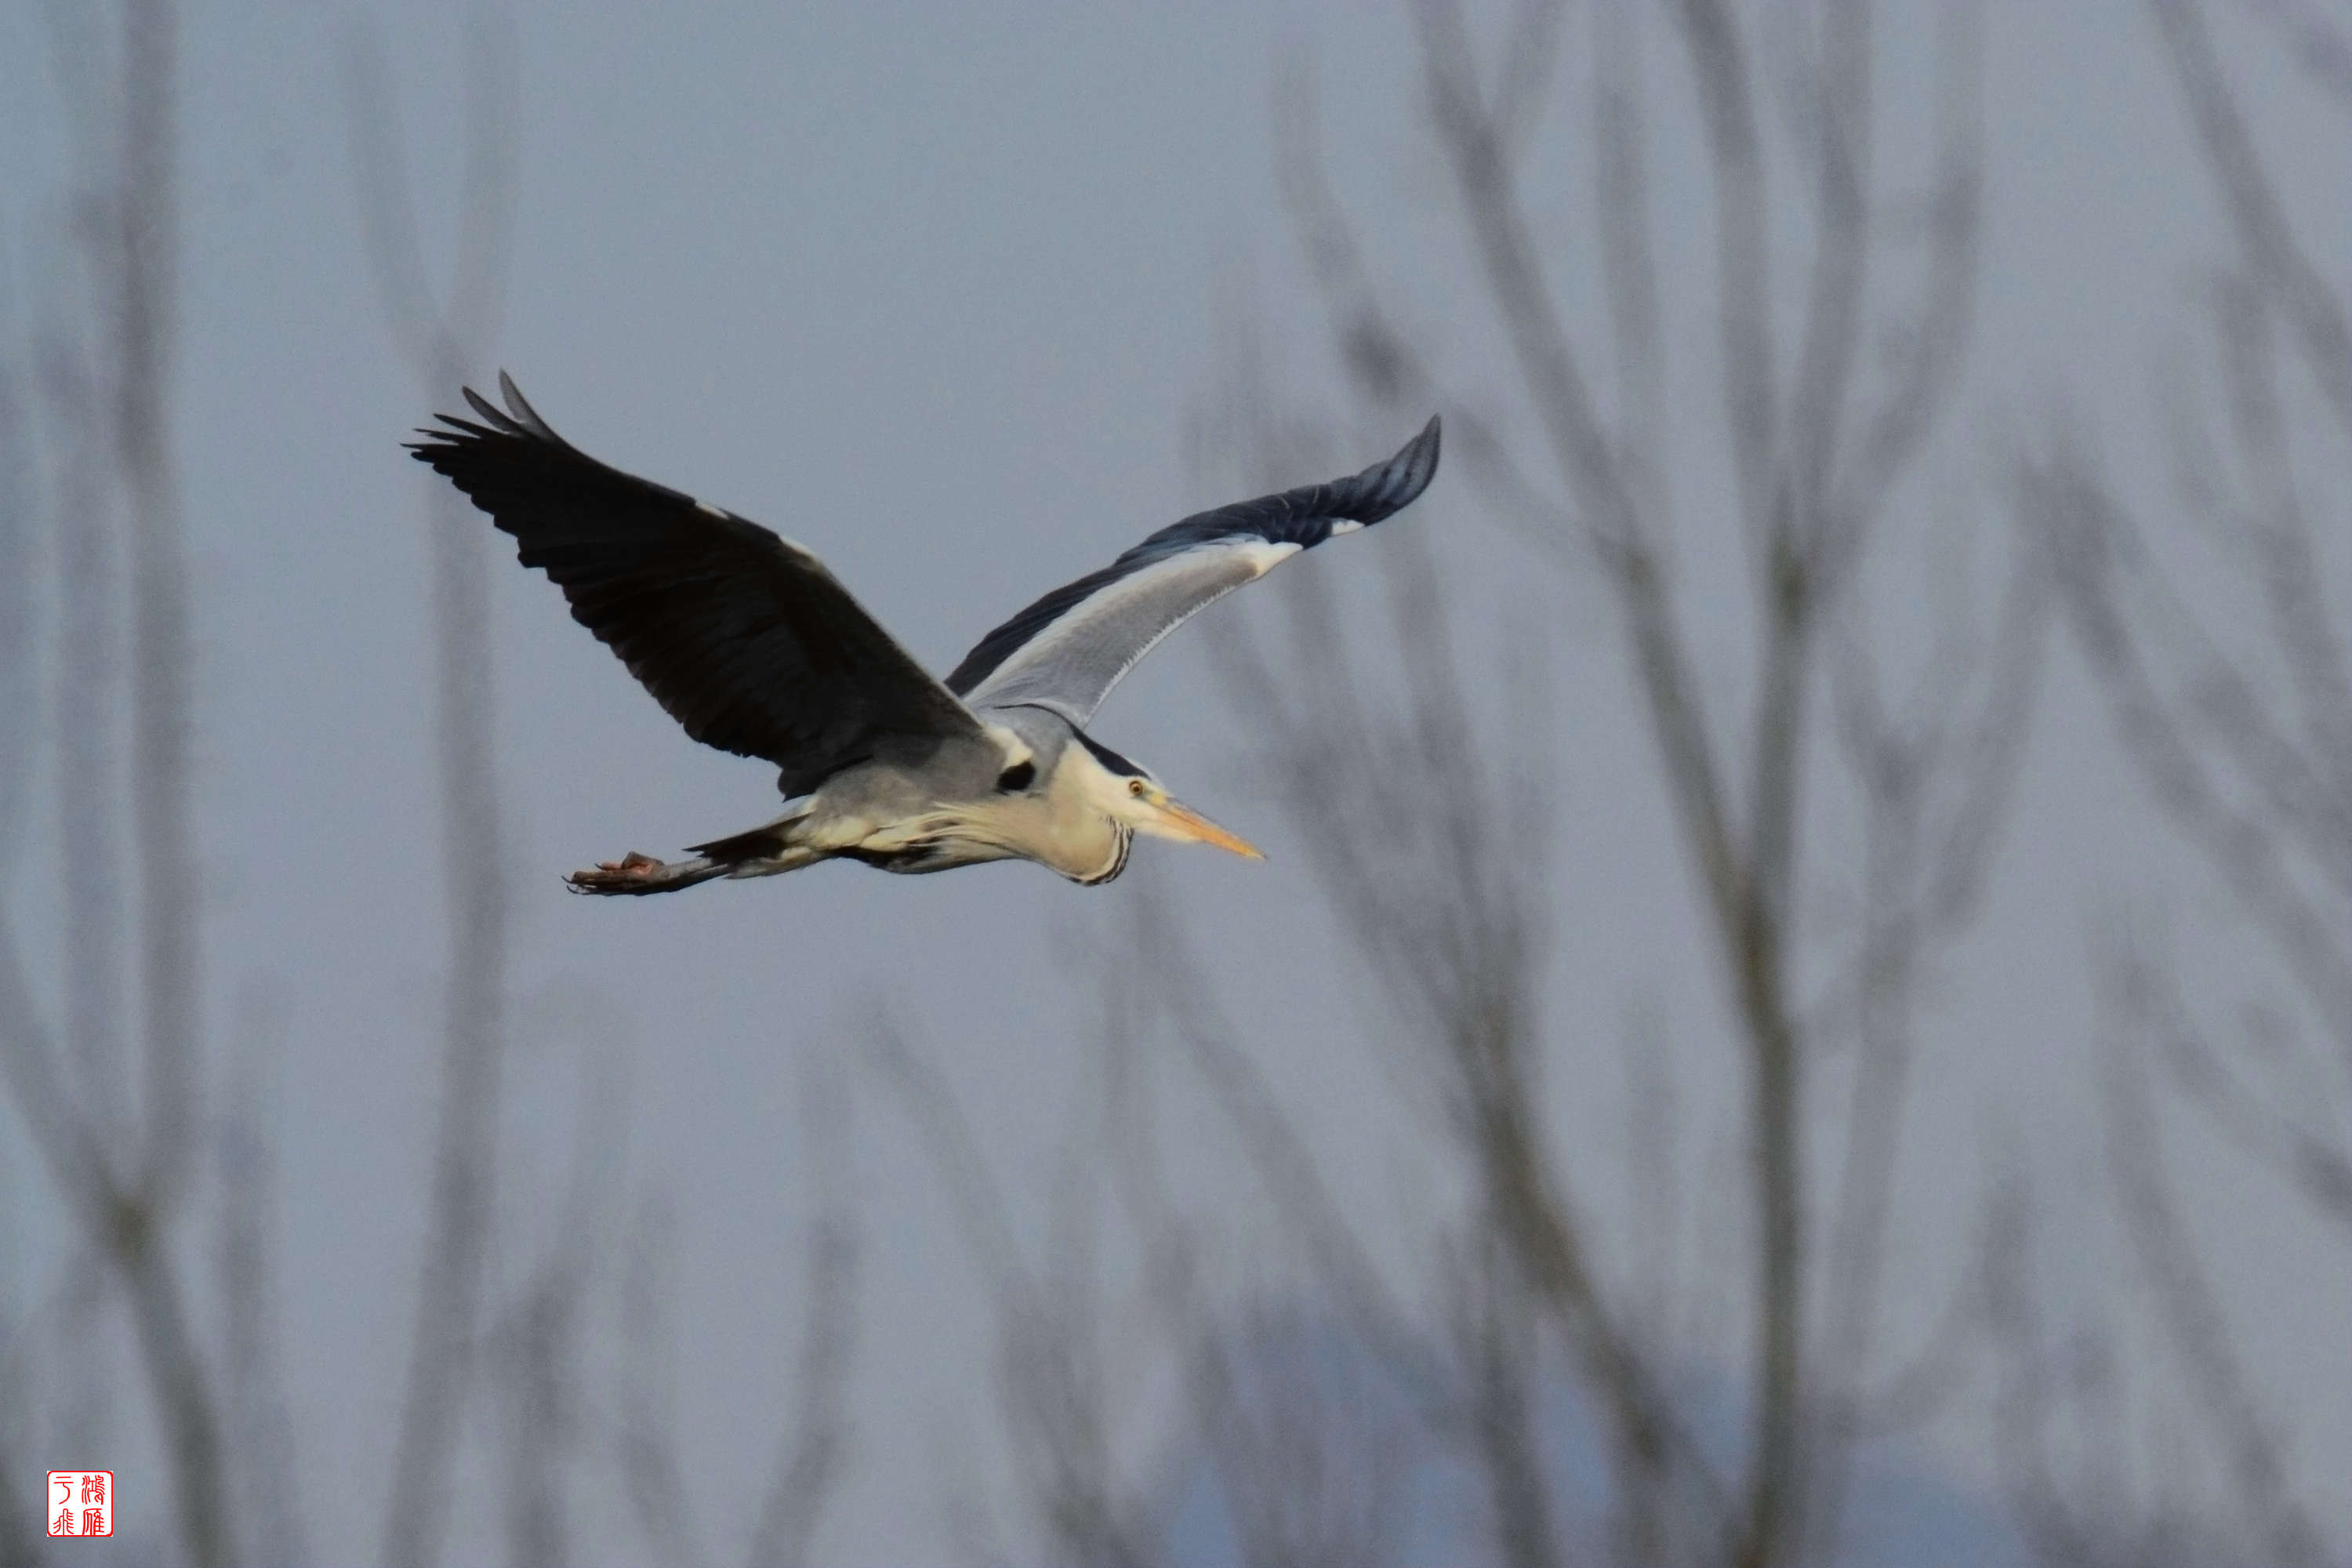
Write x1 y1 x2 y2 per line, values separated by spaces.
407 375 1439 894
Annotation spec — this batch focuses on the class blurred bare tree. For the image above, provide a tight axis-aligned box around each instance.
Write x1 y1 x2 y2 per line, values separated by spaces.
1011 2 2047 1564
876 1014 1170 1568
339 13 522 1566
2006 0 2352 1559
0 4 858 1560
343 16 859 1567
930 9 2042 1564
0 2 239 1563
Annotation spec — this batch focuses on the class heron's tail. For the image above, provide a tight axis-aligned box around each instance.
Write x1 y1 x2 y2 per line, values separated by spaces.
694 810 827 881
685 818 800 863
717 845 825 881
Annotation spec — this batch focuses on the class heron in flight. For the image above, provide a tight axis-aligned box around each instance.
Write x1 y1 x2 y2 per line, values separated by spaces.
410 375 1439 895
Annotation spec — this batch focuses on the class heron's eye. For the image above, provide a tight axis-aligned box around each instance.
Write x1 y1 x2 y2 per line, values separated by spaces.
996 760 1036 793
1128 779 1145 797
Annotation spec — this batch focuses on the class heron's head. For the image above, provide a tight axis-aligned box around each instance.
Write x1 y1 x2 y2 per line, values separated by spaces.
1071 732 1263 861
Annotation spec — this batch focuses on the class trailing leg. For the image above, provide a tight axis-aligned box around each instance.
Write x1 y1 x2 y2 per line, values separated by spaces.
567 851 730 896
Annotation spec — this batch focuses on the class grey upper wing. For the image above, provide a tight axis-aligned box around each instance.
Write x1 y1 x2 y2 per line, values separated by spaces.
946 416 1440 725
410 373 981 797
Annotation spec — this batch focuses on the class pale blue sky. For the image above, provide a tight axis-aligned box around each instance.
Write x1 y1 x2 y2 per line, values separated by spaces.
2 2 2347 1562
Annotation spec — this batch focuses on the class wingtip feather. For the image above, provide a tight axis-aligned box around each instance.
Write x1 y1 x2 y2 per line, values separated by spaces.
1403 413 1441 484
497 370 566 445
1349 412 1441 521
463 384 531 435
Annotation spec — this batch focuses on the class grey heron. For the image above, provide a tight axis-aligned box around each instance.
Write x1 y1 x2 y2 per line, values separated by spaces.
409 375 1439 894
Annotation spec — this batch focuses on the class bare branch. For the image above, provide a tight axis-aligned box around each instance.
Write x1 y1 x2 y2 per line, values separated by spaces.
448 7 519 355
7 7 240 1558
1417 0 1640 547
1922 549 2049 931
2239 0 2352 107
118 1204 232 1567
0 1370 38 1568
1105 962 1413 1568
869 1017 1029 1306
1187 1299 1413 1568
340 20 461 383
1809 510 2043 1556
744 1069 857 1568
2169 1039 2352 1229
347 15 521 1566
872 1016 1165 1568
492 1046 623 1568
1850 1261 1981 1439
2132 939 2352 1231
1621 1004 1683 1357
2151 0 2352 443
1457 1232 1563 1568
1835 0 1984 540
1132 898 1446 1413
111 0 202 1206
2209 274 2352 813
218 984 310 1568
1490 0 1570 160
0 349 29 859
494 1276 578 1568
1670 0 1780 543
38 336 131 1153
2027 440 2352 1054
1979 1170 2103 1568
1272 53 1589 570
2095 938 2327 1567
1810 621 1928 1563
1272 56 1425 415
1419 0 1748 955
1786 0 1873 554
1201 488 1732 1534
615 1190 711 1568
2032 7 2352 1538
1271 3 2005 1559
1592 0 1669 535
0 911 125 1266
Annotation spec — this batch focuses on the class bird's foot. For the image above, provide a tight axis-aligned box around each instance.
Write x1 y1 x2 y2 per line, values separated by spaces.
568 850 705 895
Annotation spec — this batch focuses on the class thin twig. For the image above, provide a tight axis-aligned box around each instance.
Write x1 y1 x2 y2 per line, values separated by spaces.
2095 938 2326 1567
744 1066 858 1568
2151 0 2352 441
346 15 520 1566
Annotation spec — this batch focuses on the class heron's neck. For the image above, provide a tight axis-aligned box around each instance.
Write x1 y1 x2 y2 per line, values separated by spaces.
1032 742 1134 883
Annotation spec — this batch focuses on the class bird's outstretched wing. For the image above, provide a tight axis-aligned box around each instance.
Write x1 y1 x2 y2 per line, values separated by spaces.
946 417 1440 725
411 373 981 797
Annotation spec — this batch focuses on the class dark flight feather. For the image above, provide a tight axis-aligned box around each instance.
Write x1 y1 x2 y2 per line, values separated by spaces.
409 373 978 796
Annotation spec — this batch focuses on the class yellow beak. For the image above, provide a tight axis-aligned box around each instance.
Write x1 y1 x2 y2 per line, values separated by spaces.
1151 797 1265 860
